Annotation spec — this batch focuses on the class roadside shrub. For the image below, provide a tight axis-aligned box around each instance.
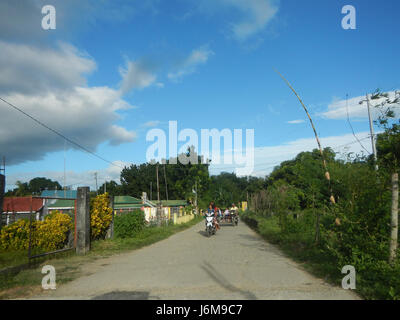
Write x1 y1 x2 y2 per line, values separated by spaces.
114 210 146 239
0 211 72 251
90 193 113 240
35 211 73 251
0 219 32 251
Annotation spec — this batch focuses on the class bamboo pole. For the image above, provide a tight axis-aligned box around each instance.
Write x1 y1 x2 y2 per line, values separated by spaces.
274 69 336 205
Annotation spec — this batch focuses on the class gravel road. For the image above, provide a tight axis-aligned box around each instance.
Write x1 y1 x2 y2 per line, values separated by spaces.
33 219 359 300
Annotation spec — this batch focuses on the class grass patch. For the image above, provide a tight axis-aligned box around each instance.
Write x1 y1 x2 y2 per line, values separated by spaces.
0 216 202 299
0 251 29 270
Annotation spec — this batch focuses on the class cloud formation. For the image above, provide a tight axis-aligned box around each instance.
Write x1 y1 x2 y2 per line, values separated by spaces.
0 41 96 95
168 45 214 80
224 0 279 40
209 131 372 177
119 59 158 94
5 160 131 191
0 41 136 165
287 119 305 124
192 0 279 40
319 91 400 120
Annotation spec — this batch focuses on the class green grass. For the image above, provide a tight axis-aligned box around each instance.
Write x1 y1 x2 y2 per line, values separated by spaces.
0 216 203 299
0 250 29 270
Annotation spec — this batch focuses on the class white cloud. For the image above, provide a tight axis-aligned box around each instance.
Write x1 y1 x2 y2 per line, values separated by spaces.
287 119 305 124
119 59 157 94
319 91 400 120
0 41 96 95
193 0 279 41
209 131 372 177
225 0 279 40
143 121 161 128
5 161 132 191
0 41 137 165
168 46 214 81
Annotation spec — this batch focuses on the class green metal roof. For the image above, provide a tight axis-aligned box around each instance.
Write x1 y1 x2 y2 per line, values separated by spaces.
159 200 188 207
114 196 141 204
47 199 75 208
114 203 148 209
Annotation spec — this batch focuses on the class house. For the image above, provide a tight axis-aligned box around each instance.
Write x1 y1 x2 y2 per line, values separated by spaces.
157 200 188 218
113 196 143 211
113 196 156 222
112 196 189 223
2 197 46 225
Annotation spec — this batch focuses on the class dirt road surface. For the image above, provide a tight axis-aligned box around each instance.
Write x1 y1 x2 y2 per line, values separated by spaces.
32 220 359 300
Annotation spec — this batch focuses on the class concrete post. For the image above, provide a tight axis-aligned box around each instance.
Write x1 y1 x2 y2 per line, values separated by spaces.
106 196 114 239
0 174 4 227
76 187 90 254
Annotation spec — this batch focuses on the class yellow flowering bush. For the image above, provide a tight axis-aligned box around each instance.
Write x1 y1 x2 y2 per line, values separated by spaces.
0 219 32 250
34 211 73 251
90 193 113 240
0 211 72 251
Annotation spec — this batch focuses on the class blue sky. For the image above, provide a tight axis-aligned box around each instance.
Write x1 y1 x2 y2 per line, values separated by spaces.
1 0 400 190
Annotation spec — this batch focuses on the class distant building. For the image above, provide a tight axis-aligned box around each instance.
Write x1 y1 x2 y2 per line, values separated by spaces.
113 195 188 222
2 197 46 225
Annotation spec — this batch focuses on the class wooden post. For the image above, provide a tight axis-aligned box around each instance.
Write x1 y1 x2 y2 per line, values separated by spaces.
389 172 399 264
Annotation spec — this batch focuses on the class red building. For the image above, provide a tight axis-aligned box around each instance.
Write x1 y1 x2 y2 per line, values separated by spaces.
2 197 46 225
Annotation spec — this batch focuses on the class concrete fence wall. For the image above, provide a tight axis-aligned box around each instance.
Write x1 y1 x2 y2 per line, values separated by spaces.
173 213 195 225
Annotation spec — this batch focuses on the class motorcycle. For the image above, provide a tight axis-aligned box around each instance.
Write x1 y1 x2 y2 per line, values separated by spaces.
230 210 239 226
205 211 216 237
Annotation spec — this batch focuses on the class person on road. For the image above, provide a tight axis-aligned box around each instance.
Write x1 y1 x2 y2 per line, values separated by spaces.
209 203 220 231
230 203 238 213
224 208 230 221
230 203 239 221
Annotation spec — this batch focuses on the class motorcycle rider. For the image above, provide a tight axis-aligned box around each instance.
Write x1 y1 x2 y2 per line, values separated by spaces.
209 203 220 231
224 207 230 221
230 203 238 220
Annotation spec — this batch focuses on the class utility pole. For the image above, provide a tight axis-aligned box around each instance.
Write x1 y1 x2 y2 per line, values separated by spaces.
150 181 152 201
0 157 5 228
163 164 169 201
156 165 161 226
64 140 66 198
365 93 379 171
94 172 98 195
104 180 107 194
195 180 198 215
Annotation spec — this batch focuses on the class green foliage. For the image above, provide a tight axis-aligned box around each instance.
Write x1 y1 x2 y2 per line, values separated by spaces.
97 180 124 197
246 110 400 299
5 177 62 196
114 210 146 239
120 148 210 201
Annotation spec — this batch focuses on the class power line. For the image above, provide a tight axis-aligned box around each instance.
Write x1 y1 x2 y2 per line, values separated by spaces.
345 93 370 155
0 97 126 170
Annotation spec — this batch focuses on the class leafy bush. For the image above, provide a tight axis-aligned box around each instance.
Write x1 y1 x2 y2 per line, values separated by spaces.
35 212 73 251
0 211 72 251
90 193 113 240
0 219 32 251
114 210 146 239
